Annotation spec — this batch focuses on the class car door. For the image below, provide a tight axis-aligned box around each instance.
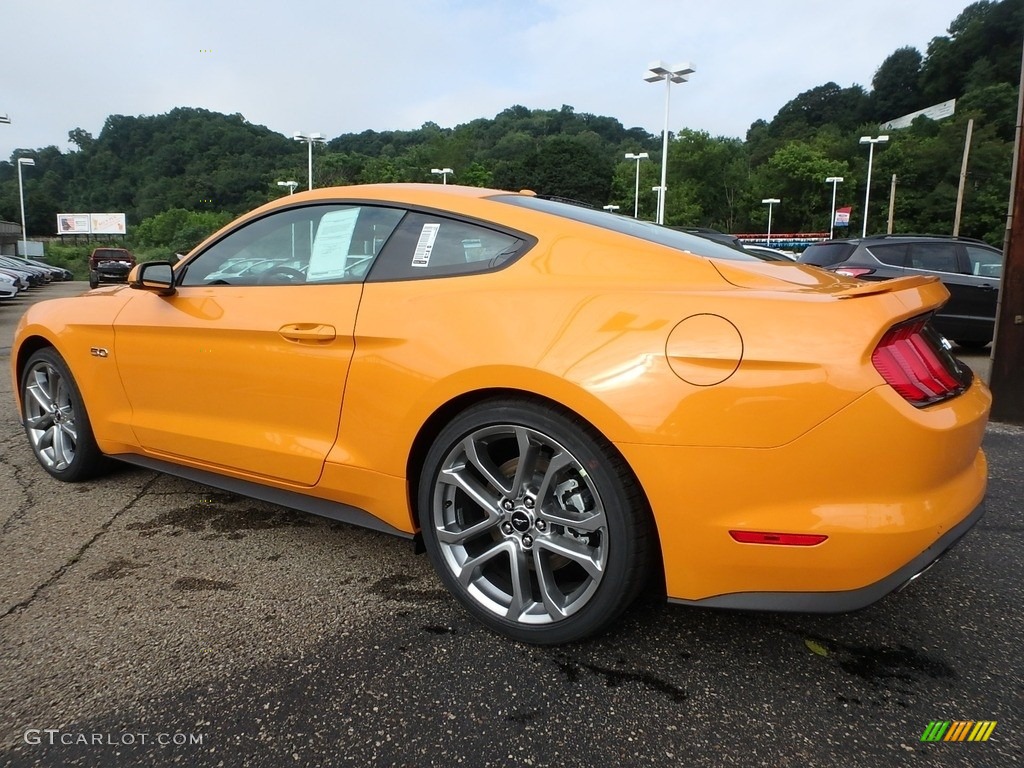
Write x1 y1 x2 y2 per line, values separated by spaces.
112 203 404 486
956 243 1002 326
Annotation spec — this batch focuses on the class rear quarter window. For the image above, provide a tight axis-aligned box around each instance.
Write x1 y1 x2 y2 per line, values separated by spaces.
865 243 908 267
798 243 855 266
366 212 527 281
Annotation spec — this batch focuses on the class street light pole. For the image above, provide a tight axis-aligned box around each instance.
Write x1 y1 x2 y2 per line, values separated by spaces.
277 180 299 195
293 131 326 190
859 135 889 237
624 152 649 218
431 167 454 184
17 157 35 256
825 176 844 239
761 198 780 248
644 61 694 225
602 204 620 213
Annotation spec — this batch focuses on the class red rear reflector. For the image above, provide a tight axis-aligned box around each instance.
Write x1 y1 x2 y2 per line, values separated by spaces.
729 531 828 546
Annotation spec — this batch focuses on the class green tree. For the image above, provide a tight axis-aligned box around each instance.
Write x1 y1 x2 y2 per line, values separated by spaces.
871 47 924 122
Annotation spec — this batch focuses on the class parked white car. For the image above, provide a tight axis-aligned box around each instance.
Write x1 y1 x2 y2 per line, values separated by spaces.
0 271 20 299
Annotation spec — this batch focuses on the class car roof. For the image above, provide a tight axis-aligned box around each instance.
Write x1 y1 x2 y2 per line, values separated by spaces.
809 234 997 249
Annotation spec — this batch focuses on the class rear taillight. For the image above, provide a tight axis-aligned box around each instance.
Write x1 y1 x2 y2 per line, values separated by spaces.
871 317 971 406
836 267 875 278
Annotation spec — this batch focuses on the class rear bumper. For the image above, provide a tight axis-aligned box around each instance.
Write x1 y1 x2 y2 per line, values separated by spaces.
93 263 133 281
617 377 991 606
668 497 985 612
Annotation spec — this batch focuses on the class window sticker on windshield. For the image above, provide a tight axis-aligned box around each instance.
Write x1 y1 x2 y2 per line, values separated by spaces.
412 223 440 267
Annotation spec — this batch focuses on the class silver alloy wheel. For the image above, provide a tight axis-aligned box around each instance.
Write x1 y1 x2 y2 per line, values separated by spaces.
430 424 608 625
23 361 78 472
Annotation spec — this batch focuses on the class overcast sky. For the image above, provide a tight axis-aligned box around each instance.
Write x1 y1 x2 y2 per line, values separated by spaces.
3 0 975 162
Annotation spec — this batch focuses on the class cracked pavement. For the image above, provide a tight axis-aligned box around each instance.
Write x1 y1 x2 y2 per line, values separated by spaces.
1 282 1021 767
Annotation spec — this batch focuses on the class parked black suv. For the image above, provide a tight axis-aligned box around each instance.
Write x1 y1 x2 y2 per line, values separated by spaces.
799 235 1002 348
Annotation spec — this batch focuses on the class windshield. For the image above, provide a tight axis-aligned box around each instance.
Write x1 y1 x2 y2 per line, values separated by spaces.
489 195 759 262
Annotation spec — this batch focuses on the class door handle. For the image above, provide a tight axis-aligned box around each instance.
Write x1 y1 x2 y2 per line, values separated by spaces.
279 323 337 342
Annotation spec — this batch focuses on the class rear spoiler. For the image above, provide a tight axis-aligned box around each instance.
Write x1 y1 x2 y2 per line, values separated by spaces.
833 274 939 299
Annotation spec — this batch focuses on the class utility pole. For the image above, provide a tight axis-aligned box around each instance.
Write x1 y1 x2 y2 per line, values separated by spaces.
989 40 1024 424
887 174 897 234
953 119 974 237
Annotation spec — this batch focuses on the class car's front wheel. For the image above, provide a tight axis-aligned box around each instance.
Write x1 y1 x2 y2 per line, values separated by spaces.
418 399 654 644
88 270 99 289
21 348 107 482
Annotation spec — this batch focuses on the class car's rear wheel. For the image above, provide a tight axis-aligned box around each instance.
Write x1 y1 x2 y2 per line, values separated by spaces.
418 399 653 644
88 270 99 289
21 348 106 482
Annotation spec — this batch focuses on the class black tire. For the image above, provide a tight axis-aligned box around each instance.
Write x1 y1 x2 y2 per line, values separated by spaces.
88 270 99 289
20 348 107 482
954 339 990 351
417 398 653 644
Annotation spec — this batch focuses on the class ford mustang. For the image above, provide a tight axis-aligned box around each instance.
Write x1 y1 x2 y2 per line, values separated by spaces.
12 184 990 644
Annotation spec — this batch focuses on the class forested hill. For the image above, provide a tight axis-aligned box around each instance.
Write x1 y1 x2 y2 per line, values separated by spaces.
0 0 1020 247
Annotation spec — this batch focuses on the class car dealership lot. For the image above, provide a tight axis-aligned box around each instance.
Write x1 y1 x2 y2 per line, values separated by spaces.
1 283 1021 767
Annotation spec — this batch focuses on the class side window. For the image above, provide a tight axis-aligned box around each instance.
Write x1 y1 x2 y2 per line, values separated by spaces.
178 205 404 287
907 243 959 274
367 212 526 281
866 244 908 267
965 245 1003 278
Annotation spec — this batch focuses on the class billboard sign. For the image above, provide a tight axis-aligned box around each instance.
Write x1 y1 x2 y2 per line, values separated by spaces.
90 213 126 235
56 213 127 235
57 214 90 234
881 99 956 131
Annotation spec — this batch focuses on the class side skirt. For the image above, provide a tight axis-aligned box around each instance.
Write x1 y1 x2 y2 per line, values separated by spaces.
112 453 413 540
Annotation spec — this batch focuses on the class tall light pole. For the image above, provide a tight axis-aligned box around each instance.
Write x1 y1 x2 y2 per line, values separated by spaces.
761 198 780 248
431 167 453 184
602 204 620 213
624 152 649 218
825 176 844 239
644 61 694 225
293 131 326 190
859 135 889 237
17 157 35 256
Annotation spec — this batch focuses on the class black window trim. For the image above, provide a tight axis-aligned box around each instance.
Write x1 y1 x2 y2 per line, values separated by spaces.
364 207 536 284
175 198 537 287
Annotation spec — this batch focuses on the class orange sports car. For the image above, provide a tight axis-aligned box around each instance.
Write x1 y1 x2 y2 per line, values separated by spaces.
12 184 989 644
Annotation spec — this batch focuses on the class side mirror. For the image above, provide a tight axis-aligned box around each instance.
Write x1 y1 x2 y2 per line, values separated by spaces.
129 262 176 296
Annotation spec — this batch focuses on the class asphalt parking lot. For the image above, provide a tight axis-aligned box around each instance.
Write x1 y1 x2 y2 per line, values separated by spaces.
0 282 1021 767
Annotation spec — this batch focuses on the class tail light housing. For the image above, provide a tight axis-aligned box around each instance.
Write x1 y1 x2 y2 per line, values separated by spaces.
836 267 875 278
871 316 972 406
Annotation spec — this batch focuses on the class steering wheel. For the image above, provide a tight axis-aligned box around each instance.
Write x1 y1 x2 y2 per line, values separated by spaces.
259 266 306 284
